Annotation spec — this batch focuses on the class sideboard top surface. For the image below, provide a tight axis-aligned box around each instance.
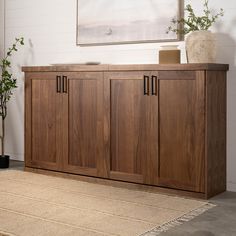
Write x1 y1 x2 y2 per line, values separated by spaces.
22 63 229 72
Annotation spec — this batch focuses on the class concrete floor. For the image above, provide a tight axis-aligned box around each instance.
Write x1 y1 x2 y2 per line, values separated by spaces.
159 191 236 236
6 159 24 170
2 160 236 236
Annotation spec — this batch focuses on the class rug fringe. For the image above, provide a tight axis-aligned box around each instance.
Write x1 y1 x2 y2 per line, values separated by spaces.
141 203 216 236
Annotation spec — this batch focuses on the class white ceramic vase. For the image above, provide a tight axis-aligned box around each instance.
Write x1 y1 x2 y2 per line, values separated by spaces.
185 30 216 63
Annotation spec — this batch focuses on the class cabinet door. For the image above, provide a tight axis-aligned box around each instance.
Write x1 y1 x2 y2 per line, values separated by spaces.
157 71 205 192
62 72 105 177
104 72 154 184
25 72 63 170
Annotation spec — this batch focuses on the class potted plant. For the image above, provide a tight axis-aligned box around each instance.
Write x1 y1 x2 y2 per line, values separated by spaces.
0 37 24 168
167 0 224 63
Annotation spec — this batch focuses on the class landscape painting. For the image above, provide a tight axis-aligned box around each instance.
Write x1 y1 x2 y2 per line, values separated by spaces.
77 0 181 45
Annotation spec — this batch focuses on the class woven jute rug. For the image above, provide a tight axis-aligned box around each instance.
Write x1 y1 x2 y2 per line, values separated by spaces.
0 170 214 236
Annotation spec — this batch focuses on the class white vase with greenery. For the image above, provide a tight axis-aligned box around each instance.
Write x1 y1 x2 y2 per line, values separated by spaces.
167 0 224 63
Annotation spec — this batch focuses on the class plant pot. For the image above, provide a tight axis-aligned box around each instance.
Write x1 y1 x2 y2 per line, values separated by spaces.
185 30 216 63
0 155 10 168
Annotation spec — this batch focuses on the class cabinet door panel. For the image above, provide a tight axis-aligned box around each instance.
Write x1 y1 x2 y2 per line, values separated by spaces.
63 72 105 177
69 79 97 168
111 80 145 174
158 76 205 192
30 74 61 170
105 72 151 183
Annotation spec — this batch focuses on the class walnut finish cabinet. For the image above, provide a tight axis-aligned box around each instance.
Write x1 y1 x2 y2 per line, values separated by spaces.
25 71 105 177
23 64 228 199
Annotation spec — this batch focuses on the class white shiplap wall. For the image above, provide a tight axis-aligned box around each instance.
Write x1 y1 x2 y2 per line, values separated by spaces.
0 0 4 57
1 0 236 191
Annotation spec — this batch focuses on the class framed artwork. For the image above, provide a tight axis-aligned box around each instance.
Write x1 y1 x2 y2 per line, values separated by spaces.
76 0 183 46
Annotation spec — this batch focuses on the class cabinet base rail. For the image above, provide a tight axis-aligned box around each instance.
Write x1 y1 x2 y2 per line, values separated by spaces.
24 167 211 199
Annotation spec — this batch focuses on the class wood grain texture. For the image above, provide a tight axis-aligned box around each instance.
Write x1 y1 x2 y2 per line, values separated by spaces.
22 64 229 73
110 77 147 174
158 71 196 80
24 73 32 167
62 72 105 177
110 171 144 184
58 80 68 172
23 65 228 199
105 72 151 183
205 71 227 198
31 77 59 168
25 72 64 171
158 72 205 192
144 71 159 185
194 72 206 193
22 65 109 72
103 73 111 179
69 79 97 168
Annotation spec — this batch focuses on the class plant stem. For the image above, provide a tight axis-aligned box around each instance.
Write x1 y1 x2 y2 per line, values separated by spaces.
1 117 4 156
0 37 24 156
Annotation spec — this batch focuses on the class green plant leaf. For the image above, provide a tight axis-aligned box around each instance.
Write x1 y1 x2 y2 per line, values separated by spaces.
0 37 24 122
166 0 224 35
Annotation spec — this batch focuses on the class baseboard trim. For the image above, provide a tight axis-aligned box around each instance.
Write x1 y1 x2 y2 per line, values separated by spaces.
6 153 23 161
227 182 236 192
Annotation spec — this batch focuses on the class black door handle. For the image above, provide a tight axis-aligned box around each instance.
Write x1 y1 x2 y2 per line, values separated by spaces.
62 76 68 93
56 76 61 93
151 75 158 96
144 75 149 95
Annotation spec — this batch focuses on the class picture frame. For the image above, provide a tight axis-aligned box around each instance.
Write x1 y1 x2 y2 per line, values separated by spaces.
76 0 183 46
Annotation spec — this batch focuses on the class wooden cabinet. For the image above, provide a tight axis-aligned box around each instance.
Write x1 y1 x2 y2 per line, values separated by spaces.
23 64 228 199
157 71 205 192
63 72 105 177
104 71 158 184
25 71 105 177
104 71 205 192
25 72 63 171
